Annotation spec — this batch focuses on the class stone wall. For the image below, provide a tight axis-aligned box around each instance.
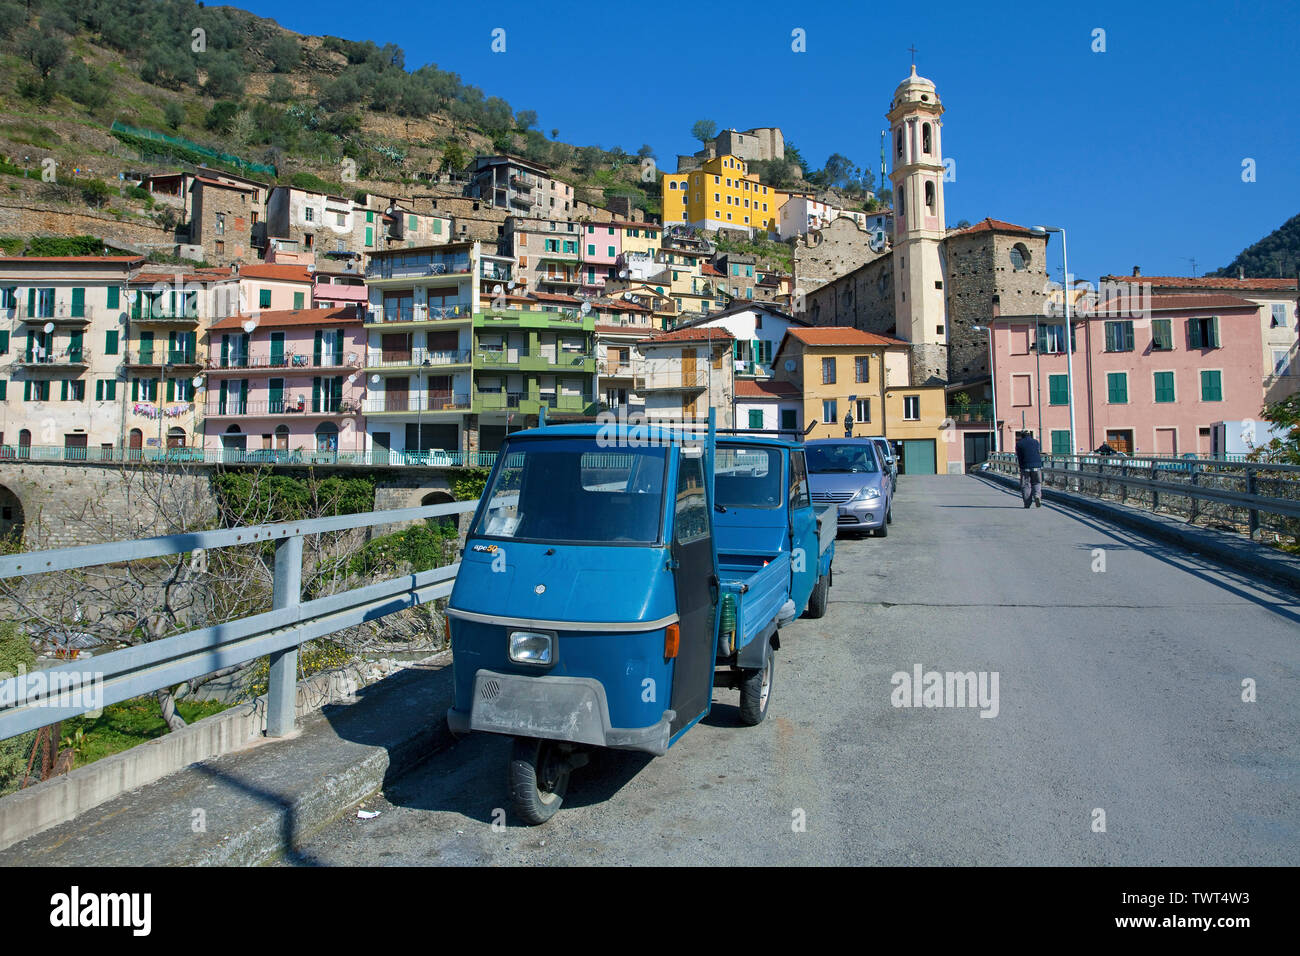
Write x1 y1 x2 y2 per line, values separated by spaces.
0 200 176 255
801 255 896 338
793 217 883 295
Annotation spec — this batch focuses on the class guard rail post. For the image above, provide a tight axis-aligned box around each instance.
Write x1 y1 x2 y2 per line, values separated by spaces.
1246 467 1259 540
1150 460 1160 512
267 535 303 737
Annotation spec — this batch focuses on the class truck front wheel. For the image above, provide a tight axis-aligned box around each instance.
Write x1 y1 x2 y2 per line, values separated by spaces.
509 736 572 825
738 651 775 726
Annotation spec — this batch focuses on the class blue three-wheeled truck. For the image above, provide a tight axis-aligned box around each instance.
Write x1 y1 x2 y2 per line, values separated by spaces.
446 413 835 823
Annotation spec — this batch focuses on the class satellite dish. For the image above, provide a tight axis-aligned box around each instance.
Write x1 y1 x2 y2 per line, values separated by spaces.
43 322 54 334
369 374 380 385
580 301 591 314
242 319 257 333
191 375 203 388
306 264 315 273
346 373 357 384
619 269 629 279
493 284 504 295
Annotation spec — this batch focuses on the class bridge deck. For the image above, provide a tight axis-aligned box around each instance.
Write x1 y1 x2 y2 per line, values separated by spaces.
4 475 1297 865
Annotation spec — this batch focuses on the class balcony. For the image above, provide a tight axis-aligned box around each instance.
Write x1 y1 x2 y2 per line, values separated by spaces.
509 193 532 208
480 264 513 283
509 173 534 191
126 349 200 368
363 393 472 414
945 402 993 423
365 256 472 280
533 393 596 415
474 390 526 411
6 305 95 326
14 348 92 369
365 348 471 369
365 303 472 325
204 398 360 418
641 369 709 391
130 307 200 325
205 352 363 372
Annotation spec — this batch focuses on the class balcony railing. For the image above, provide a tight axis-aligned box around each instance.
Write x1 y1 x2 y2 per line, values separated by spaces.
365 257 472 279
0 443 499 469
945 403 994 423
365 348 471 368
126 349 199 366
480 265 513 283
205 353 362 371
204 399 359 417
364 393 472 413
366 303 472 324
538 393 594 412
4 305 96 324
15 348 92 367
475 390 526 410
641 369 709 390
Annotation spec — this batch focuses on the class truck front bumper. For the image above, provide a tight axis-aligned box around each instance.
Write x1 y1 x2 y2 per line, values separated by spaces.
446 670 675 756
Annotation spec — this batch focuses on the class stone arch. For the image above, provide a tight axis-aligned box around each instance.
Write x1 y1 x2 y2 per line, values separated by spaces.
420 490 459 533
0 482 26 545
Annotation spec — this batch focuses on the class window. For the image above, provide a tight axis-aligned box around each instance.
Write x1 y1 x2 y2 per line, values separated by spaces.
1154 371 1175 403
95 379 117 401
1107 372 1128 404
821 357 836 384
1036 323 1072 354
0 380 5 401
924 181 934 210
854 356 870 383
822 399 837 424
0 330 8 355
903 395 920 420
748 409 764 429
1274 350 1292 376
855 398 870 423
0 287 15 309
1200 369 1223 401
1048 374 1069 405
215 213 225 235
922 123 932 153
1271 304 1289 328
1009 243 1031 271
1051 430 1071 456
587 244 595 255
259 289 272 308
1104 320 1135 352
675 453 709 544
780 408 797 431
1151 318 1173 350
1188 315 1220 349
304 207 314 222
24 380 50 401
60 379 85 402
293 291 304 310
607 246 615 257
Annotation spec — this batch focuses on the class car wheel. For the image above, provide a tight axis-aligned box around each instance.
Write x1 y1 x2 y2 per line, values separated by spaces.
873 522 888 538
886 506 893 525
738 651 774 726
508 736 571 825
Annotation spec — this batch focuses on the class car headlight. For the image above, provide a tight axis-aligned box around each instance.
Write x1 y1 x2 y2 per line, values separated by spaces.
509 630 554 665
851 486 882 503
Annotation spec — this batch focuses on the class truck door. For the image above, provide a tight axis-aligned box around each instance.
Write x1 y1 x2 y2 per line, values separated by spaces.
787 449 817 613
668 450 718 736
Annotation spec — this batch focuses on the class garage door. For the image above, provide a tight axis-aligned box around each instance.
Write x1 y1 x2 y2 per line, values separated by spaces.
901 439 936 475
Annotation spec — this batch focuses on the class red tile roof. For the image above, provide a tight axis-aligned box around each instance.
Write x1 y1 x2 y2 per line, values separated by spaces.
1090 293 1260 314
209 306 362 330
950 217 1036 236
786 327 907 347
1098 275 1298 292
637 327 735 344
700 263 723 276
0 256 144 264
594 323 656 335
735 379 799 398
237 264 313 283
192 176 255 193
529 291 581 303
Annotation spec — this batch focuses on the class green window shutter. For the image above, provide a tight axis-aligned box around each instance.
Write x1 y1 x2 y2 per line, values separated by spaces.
132 378 139 402
1209 316 1220 348
1201 370 1222 401
1049 375 1067 405
608 246 615 257
1051 430 1071 455
24 380 31 401
105 330 118 355
1107 372 1127 404
166 378 175 402
1188 318 1202 349
0 330 8 354
1123 322 1134 351
25 331 34 362
432 219 441 235
366 211 374 223
60 379 68 401
1152 319 1171 349
294 291 304 309
312 376 322 413
95 380 103 401
270 332 284 365
71 288 85 318
1154 371 1174 403
269 378 283 411
27 288 35 315
313 330 323 365
334 328 344 364
259 289 271 308
365 226 373 246
107 286 119 309
0 380 5 401
748 409 764 429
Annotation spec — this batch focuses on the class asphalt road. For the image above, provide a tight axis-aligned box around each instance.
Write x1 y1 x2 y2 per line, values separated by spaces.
282 474 1300 866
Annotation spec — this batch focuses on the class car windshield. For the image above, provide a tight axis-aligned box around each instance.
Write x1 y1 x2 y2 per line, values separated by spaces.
473 438 667 544
807 444 879 474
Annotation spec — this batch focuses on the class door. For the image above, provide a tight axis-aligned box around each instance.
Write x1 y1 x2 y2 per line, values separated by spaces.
373 431 390 465
681 347 696 388
786 449 818 612
63 434 88 461
166 428 186 449
382 333 411 364
901 439 937 475
964 432 991 470
128 428 143 461
386 377 409 412
270 333 285 366
1105 430 1132 455
668 451 717 737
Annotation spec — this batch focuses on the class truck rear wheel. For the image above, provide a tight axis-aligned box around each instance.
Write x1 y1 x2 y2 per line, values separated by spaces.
804 572 829 619
509 736 571 825
738 651 774 726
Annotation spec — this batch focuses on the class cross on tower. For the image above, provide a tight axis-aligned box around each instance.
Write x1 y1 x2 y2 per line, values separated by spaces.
908 44 918 66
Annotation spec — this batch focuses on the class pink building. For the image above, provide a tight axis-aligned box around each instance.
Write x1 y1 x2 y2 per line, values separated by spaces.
579 221 623 295
312 267 367 309
237 263 315 313
202 306 367 458
990 294 1263 457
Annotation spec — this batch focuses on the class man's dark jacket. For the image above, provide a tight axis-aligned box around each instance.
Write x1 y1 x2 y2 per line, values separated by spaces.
1015 435 1043 471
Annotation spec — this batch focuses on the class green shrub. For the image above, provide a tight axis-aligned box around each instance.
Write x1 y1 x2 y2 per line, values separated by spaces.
0 622 37 797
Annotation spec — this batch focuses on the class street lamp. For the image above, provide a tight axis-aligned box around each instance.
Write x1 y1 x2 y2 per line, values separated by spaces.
970 325 998 455
1030 225 1075 456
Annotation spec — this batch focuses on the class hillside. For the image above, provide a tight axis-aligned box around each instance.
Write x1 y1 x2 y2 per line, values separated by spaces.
1212 212 1300 279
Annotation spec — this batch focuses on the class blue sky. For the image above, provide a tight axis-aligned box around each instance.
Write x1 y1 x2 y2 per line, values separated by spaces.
241 0 1299 282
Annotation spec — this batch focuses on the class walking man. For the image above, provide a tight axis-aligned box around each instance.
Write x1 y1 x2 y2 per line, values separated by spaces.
1015 429 1043 508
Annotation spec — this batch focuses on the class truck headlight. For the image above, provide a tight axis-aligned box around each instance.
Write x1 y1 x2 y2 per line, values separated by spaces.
509 630 554 664
851 486 882 503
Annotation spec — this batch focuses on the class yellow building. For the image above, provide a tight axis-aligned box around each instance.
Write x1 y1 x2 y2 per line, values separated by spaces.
773 327 949 474
663 155 781 236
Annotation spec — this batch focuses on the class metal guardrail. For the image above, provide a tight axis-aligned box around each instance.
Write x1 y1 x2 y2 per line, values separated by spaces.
0 444 500 468
0 498 481 741
987 452 1300 538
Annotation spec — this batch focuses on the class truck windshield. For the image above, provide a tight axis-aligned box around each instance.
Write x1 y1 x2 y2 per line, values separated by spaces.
807 444 879 474
473 439 668 544
715 445 783 509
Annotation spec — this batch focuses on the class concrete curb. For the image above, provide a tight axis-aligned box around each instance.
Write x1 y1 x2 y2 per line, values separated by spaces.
977 470 1300 593
0 652 445 854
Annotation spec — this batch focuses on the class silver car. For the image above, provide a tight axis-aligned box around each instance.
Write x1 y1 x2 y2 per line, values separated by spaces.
805 438 893 537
